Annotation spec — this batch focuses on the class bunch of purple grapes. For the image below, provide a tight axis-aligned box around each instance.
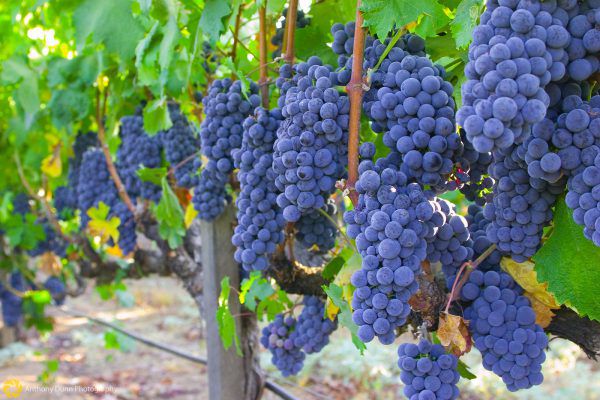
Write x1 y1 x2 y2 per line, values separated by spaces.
117 113 163 202
0 272 27 326
457 0 575 152
161 102 201 188
518 95 600 183
260 314 305 377
566 149 600 246
483 145 564 262
28 220 67 258
461 269 547 391
193 79 260 221
398 339 461 400
291 296 337 354
231 107 285 272
295 202 337 253
272 57 349 222
345 145 440 344
44 276 66 306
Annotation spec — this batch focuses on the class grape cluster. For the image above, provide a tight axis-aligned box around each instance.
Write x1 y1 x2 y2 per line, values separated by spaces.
161 102 201 188
544 80 594 120
484 146 564 262
426 199 473 285
193 79 260 221
77 149 137 253
292 296 337 354
364 54 459 191
54 186 77 214
564 1 600 81
273 57 349 222
295 202 337 253
518 95 600 183
461 269 547 391
260 314 305 377
458 0 575 152
0 272 26 326
12 193 30 216
77 149 121 226
44 276 66 306
458 129 495 205
117 113 163 202
465 204 502 270
232 107 285 272
398 339 461 400
345 148 440 344
113 202 137 255
271 8 311 59
566 150 600 246
28 220 67 258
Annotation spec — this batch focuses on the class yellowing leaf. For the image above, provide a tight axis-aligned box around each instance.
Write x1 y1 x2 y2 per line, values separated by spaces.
42 153 62 178
184 202 198 228
501 257 560 309
525 293 556 328
38 252 62 275
44 134 60 147
326 298 340 320
87 202 120 244
106 245 124 258
437 313 472 357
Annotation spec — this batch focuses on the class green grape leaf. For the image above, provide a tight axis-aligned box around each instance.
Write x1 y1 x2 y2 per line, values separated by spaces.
239 271 276 311
199 0 232 42
323 283 366 353
457 360 477 379
360 0 445 40
154 177 185 249
256 290 293 321
137 167 168 185
413 2 450 38
143 98 172 134
322 247 355 280
450 0 482 49
295 0 356 66
73 0 145 60
217 277 242 355
533 198 600 322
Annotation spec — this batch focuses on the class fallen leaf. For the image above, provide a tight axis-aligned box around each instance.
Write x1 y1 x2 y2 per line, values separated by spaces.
437 313 472 357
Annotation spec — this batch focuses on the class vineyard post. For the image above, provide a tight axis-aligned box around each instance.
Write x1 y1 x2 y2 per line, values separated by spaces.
200 204 261 400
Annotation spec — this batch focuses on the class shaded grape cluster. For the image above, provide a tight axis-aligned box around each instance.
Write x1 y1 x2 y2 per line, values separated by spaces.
260 314 305 377
457 129 495 205
291 296 337 354
232 107 285 272
193 79 260 221
461 269 547 391
398 339 461 400
44 276 66 306
271 8 311 59
273 57 349 222
12 193 30 216
28 220 67 258
295 202 337 253
117 113 163 202
161 102 201 188
0 272 26 326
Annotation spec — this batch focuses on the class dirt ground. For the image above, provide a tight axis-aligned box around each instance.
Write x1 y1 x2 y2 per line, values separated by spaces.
0 277 324 400
0 276 598 400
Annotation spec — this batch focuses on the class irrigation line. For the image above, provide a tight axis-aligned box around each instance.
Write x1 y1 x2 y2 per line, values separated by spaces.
57 306 303 400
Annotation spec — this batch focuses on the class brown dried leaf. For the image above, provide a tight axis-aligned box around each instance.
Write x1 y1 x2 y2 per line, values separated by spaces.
437 313 472 357
524 293 556 328
38 252 62 275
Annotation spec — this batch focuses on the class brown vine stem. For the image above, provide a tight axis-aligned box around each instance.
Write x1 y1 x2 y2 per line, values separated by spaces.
230 4 244 61
14 153 71 243
444 244 497 314
283 0 299 65
258 3 269 108
345 0 366 207
95 88 136 215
